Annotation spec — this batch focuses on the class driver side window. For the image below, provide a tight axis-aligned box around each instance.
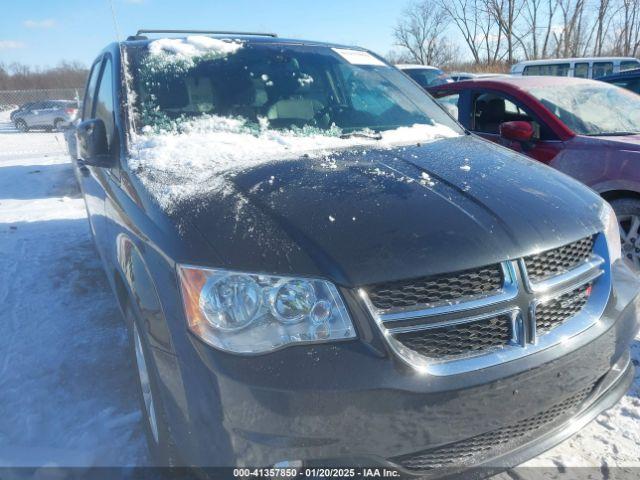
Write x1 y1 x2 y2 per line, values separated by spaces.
83 61 101 121
472 92 555 140
94 57 115 152
473 93 530 134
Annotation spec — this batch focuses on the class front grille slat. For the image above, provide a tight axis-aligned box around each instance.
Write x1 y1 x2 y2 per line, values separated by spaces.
536 283 592 335
366 264 503 311
394 380 598 471
524 236 594 283
393 315 512 360
365 235 600 366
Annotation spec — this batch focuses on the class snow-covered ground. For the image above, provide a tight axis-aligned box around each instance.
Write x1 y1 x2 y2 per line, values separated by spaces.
0 110 637 473
0 111 147 467
513 341 640 474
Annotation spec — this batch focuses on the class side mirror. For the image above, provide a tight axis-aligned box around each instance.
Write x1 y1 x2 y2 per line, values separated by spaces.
76 119 114 167
499 121 534 143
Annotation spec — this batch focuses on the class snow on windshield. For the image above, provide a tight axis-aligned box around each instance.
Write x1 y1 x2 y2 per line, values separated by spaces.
128 115 459 210
528 82 640 135
125 38 460 210
147 35 243 67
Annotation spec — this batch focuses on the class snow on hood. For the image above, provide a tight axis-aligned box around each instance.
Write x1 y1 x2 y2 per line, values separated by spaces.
147 36 243 67
128 115 459 210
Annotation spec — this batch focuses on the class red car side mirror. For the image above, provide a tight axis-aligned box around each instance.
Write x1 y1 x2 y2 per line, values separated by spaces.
499 121 534 143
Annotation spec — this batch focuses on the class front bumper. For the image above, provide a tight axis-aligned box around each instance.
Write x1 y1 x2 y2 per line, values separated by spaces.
160 260 640 475
387 351 634 478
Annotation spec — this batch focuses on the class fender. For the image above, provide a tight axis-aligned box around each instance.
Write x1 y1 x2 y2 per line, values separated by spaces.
114 233 196 439
116 232 174 354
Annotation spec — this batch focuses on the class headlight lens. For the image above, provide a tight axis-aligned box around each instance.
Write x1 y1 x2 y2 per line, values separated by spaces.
199 274 261 331
178 266 356 353
601 202 622 264
269 279 317 324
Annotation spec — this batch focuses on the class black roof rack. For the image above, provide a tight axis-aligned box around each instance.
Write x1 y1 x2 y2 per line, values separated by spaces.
134 29 278 38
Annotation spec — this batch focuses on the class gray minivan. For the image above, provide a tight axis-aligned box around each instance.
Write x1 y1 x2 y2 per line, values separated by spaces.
73 30 640 477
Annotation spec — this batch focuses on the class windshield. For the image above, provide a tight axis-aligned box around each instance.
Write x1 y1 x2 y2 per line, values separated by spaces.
527 82 640 136
127 39 461 135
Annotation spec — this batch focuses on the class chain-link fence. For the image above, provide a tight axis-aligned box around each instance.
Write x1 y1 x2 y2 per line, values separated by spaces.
0 88 83 112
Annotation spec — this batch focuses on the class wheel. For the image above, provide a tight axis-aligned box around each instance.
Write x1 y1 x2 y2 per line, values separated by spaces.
14 119 28 132
53 118 65 131
126 306 181 466
610 198 640 270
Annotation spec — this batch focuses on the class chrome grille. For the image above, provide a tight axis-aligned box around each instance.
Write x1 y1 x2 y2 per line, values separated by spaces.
393 315 513 360
365 264 503 310
535 283 592 335
394 380 598 471
524 236 594 283
361 232 609 376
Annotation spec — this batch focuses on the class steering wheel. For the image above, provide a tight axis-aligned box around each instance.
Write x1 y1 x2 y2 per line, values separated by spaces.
312 104 344 128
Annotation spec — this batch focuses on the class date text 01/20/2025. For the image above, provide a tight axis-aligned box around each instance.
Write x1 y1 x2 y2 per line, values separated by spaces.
232 468 401 477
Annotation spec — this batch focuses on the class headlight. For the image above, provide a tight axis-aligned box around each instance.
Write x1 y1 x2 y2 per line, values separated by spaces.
601 202 621 264
178 265 356 354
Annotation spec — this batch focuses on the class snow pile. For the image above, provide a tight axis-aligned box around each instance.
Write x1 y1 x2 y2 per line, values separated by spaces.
147 35 243 68
0 109 11 123
0 131 147 466
129 115 459 210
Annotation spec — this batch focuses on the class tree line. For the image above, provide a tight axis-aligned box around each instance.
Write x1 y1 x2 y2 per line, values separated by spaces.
391 0 640 67
0 61 88 91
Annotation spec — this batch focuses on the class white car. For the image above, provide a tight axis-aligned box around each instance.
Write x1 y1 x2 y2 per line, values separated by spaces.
511 57 640 79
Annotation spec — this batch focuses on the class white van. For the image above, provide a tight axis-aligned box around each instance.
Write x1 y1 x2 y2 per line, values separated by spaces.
511 57 640 78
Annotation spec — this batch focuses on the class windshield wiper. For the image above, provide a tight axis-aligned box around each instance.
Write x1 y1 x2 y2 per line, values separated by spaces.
340 131 382 140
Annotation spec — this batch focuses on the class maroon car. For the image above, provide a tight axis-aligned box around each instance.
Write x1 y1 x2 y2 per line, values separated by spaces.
430 76 640 267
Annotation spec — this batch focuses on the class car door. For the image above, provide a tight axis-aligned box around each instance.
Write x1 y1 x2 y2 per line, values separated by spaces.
40 101 59 127
21 102 44 126
33 101 57 127
468 90 564 164
76 55 116 257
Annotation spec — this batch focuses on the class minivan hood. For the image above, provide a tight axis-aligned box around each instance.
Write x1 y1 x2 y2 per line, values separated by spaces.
180 135 604 287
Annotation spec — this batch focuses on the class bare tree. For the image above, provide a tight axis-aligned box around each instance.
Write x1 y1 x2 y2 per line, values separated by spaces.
552 0 589 56
385 49 415 64
440 0 482 63
397 0 640 67
518 0 559 58
0 61 88 90
486 0 522 63
440 0 504 64
613 0 640 55
393 1 452 65
591 0 613 54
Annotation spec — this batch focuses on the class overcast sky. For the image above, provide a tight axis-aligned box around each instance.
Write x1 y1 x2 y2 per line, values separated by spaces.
0 0 408 68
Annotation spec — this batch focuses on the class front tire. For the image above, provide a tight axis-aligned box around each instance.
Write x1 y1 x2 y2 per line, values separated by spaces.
126 306 181 466
610 198 640 270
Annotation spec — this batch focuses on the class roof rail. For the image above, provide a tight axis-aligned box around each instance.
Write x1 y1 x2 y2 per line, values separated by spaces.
135 29 278 38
